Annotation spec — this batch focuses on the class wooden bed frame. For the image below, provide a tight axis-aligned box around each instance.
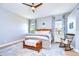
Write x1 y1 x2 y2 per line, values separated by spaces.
36 29 51 31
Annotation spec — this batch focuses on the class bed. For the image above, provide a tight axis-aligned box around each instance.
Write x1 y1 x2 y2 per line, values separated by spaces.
35 29 52 48
23 29 52 51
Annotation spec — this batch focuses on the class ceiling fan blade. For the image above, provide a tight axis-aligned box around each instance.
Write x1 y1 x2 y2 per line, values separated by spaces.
22 3 32 7
34 3 43 8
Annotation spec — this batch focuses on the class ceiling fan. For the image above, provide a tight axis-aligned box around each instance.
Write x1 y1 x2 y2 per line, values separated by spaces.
22 3 43 12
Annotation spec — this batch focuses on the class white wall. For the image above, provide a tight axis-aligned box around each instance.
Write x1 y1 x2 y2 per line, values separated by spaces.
36 16 53 29
67 14 76 48
67 4 79 52
0 7 28 45
75 13 79 50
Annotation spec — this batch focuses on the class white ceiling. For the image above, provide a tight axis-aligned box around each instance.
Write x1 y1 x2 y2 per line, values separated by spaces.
0 3 78 19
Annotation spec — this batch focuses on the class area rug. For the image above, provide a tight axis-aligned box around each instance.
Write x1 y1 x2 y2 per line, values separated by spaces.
0 43 65 56
16 44 65 56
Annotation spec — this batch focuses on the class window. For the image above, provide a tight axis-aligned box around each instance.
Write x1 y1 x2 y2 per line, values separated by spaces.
29 20 36 33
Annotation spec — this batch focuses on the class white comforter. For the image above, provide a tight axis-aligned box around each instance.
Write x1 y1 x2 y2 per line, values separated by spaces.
25 35 49 40
25 31 52 44
25 31 52 48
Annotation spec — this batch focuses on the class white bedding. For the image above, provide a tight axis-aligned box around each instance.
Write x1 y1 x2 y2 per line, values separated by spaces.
25 31 51 40
25 36 48 40
25 30 52 48
25 39 39 47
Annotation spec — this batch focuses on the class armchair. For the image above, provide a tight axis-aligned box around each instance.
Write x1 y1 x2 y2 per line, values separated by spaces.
59 34 75 51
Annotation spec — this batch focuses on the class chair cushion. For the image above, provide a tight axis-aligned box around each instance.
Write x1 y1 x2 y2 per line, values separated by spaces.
63 38 72 44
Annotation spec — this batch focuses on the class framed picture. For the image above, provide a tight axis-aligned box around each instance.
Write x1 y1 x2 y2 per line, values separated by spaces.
69 22 73 29
42 22 45 25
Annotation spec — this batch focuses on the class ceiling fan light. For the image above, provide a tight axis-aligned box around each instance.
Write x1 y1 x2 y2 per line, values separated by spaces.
32 7 35 10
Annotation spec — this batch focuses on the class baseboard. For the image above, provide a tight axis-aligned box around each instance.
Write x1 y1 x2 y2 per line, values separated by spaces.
73 48 79 53
0 38 25 48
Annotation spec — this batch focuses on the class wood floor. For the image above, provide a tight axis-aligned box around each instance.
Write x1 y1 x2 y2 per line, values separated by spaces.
0 42 79 56
65 50 79 56
55 42 79 56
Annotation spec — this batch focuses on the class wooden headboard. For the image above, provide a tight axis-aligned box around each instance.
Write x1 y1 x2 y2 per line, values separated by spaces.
36 29 51 31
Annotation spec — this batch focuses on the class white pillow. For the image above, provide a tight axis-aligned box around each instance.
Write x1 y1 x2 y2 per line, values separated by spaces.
35 31 50 35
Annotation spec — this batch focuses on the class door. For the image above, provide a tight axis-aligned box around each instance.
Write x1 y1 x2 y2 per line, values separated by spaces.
54 21 64 42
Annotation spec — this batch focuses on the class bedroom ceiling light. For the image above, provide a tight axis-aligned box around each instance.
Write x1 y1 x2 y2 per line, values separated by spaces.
31 6 35 12
22 3 43 13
